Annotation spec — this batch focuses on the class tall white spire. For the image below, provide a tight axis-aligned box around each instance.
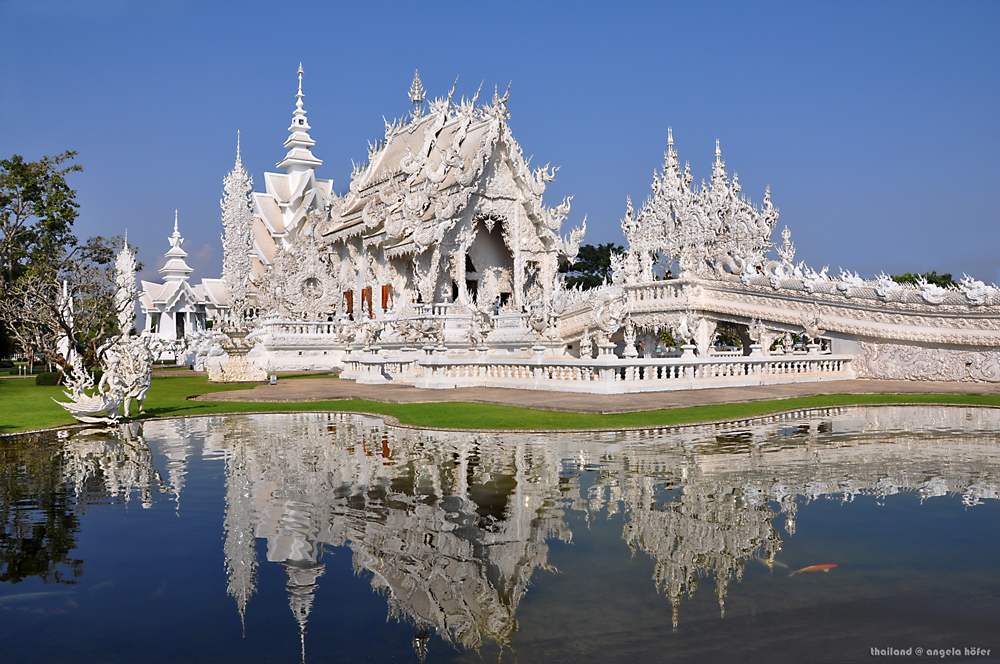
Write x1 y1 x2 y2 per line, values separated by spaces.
160 210 193 283
222 135 255 323
277 63 323 173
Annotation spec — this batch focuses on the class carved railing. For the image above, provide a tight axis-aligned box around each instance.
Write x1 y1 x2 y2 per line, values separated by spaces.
264 320 343 336
491 312 529 330
397 352 854 393
625 280 689 309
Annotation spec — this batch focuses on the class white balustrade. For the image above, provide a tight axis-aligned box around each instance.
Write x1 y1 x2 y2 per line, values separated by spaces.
405 353 853 393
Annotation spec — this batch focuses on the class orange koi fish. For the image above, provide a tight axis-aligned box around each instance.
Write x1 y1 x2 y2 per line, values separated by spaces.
789 564 837 577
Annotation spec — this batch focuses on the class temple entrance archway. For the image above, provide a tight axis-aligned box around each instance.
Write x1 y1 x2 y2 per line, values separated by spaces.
468 217 514 306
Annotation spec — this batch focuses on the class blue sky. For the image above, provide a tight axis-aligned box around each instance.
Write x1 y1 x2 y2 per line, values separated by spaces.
1 0 997 285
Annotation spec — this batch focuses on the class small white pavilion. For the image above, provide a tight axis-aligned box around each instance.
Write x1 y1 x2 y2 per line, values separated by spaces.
140 213 228 358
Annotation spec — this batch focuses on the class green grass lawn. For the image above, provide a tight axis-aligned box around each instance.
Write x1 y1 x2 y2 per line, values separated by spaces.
3 374 1000 435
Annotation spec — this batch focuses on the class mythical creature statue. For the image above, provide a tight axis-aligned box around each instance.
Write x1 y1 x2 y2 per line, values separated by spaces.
579 327 593 358
960 275 997 305
800 314 825 344
623 319 639 358
874 273 903 302
916 277 951 304
57 242 161 424
672 312 698 346
589 288 626 344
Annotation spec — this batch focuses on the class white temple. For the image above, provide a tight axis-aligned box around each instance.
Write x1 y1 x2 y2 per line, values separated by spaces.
197 66 1000 389
141 211 228 357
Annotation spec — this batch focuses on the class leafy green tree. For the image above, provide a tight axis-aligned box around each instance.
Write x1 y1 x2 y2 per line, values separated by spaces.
0 152 140 371
0 152 82 285
0 152 82 360
559 242 624 289
891 271 957 288
0 235 138 372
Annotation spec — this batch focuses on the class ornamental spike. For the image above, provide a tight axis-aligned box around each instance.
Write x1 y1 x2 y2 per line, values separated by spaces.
408 68 425 106
295 63 305 112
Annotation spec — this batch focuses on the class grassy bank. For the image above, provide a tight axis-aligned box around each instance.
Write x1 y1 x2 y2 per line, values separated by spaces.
3 374 1000 435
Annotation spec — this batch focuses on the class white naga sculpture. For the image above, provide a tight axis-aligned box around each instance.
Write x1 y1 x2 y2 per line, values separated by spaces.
58 240 165 423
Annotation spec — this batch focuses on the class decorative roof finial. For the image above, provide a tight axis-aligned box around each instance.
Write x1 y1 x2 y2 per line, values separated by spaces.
174 209 179 235
297 62 304 104
408 68 425 107
277 63 322 172
715 139 721 162
667 126 673 148
236 130 241 160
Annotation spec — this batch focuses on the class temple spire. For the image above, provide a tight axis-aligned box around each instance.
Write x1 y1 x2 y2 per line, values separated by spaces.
715 139 721 162
667 126 673 148
408 69 425 116
277 63 323 173
160 211 193 283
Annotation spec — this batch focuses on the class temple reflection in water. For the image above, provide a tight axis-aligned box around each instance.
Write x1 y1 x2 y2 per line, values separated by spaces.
51 406 1000 658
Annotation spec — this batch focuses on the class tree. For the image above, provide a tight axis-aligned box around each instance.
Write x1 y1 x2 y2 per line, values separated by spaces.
0 235 137 372
559 242 624 289
0 152 82 360
0 152 82 285
891 271 957 288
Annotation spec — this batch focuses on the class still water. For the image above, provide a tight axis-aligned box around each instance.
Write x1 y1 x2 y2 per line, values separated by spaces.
1 406 998 663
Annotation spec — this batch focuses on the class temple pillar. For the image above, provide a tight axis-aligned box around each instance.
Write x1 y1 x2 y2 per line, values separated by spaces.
695 318 717 357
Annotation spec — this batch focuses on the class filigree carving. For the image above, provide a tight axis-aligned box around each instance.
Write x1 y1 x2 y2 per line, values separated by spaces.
856 341 1000 383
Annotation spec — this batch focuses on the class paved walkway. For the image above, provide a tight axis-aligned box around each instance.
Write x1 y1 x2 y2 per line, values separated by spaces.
195 378 1000 415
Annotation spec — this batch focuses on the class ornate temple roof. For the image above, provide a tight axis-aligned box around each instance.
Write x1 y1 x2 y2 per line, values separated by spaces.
245 68 582 277
321 75 576 258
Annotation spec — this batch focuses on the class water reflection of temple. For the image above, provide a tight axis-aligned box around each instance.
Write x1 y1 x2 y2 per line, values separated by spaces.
200 414 573 656
48 406 1000 658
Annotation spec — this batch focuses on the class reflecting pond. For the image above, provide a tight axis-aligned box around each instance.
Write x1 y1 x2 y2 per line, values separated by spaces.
1 406 999 663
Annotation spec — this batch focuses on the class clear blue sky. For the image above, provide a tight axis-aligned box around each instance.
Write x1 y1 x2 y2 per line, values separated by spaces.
1 0 997 285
